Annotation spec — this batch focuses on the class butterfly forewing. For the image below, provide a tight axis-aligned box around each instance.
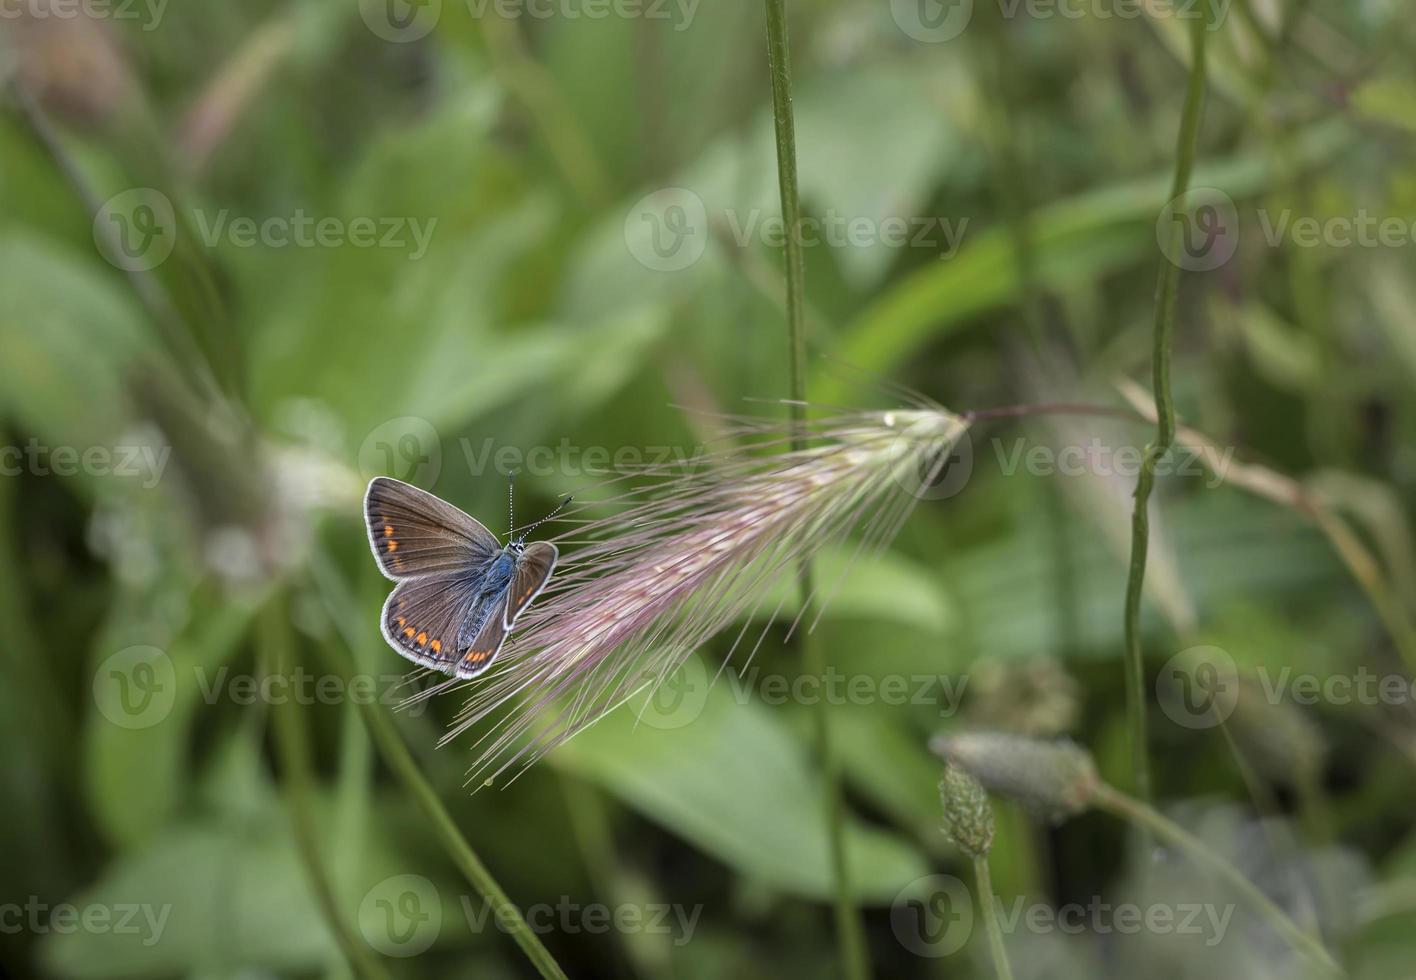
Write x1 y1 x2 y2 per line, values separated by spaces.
505 541 558 627
365 477 499 580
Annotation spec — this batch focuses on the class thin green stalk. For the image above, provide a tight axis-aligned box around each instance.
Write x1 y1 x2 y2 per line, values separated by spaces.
762 4 869 979
1092 783 1344 977
1122 14 1210 809
261 600 394 980
309 557 570 980
971 855 1014 980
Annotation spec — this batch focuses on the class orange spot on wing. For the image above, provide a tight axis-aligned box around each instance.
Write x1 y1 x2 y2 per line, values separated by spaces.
384 525 394 537
386 540 398 552
430 640 441 654
403 627 415 638
396 617 406 627
416 632 427 645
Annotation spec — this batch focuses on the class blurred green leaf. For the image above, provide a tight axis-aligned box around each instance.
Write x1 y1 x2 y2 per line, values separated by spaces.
551 659 929 904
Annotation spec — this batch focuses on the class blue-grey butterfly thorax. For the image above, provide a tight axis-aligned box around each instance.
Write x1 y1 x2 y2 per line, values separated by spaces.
482 548 520 595
455 547 520 649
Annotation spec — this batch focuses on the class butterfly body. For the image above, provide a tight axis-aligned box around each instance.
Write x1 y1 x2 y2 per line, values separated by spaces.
455 546 522 650
364 478 559 678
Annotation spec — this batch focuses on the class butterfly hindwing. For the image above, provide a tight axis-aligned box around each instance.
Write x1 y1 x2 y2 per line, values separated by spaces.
456 601 509 678
505 541 558 627
365 477 499 580
381 573 488 671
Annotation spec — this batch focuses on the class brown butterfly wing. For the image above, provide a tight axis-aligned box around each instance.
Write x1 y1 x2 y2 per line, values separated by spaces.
504 542 558 627
380 573 483 672
365 477 499 580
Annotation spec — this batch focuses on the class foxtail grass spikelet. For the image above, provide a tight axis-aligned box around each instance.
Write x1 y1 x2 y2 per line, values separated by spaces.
939 760 995 858
437 407 968 784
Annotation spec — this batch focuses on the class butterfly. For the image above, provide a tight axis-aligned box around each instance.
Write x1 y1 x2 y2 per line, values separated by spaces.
364 476 566 678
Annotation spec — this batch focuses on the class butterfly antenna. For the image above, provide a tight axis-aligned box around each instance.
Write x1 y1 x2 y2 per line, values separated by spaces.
507 471 516 539
517 494 574 538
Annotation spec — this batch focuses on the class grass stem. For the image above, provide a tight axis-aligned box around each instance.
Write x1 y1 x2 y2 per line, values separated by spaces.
971 855 1015 980
1122 12 1211 810
763 3 870 978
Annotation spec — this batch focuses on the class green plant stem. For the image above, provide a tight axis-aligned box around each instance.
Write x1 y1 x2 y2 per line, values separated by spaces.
971 855 1014 980
309 559 570 980
762 4 869 979
1122 14 1210 811
1092 783 1344 977
261 600 393 980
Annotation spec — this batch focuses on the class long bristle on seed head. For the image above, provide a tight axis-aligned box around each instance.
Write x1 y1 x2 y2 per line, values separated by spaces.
440 408 969 785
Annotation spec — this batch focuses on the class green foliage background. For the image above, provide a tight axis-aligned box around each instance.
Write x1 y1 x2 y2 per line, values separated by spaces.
1 1 1414 977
